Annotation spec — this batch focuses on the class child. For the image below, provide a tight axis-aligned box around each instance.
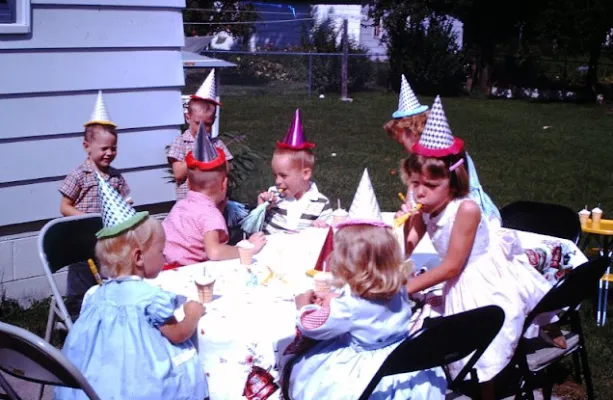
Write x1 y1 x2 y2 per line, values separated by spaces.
398 97 563 398
164 123 266 267
55 172 208 400
384 75 501 223
256 109 332 234
287 220 447 399
167 69 233 201
58 91 130 319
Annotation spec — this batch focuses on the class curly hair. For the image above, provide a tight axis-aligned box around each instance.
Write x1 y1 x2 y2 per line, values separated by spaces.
329 225 411 301
382 112 429 149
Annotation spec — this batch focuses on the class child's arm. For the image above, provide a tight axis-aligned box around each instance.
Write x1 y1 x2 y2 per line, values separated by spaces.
60 195 84 216
406 201 481 294
203 230 267 261
170 159 188 185
159 300 205 344
404 213 427 257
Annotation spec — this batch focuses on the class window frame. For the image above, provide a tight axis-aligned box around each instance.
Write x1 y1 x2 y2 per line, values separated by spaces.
0 0 31 34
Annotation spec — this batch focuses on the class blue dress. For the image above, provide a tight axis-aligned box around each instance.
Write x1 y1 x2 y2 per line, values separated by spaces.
54 276 208 400
289 286 447 400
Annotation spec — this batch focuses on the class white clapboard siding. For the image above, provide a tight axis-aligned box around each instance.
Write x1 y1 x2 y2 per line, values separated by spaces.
0 90 185 140
0 51 185 95
0 128 179 183
0 168 175 226
31 0 185 7
0 7 184 50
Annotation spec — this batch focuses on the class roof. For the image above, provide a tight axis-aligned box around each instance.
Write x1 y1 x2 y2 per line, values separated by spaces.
181 51 236 68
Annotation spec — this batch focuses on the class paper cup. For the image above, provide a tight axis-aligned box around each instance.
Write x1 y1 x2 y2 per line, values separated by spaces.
195 278 215 304
578 212 590 227
238 246 254 265
332 214 348 225
314 272 332 293
592 211 603 229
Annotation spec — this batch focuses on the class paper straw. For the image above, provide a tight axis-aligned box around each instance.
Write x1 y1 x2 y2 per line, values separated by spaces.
87 258 103 285
337 199 341 210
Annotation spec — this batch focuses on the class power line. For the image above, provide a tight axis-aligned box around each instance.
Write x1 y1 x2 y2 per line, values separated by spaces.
184 8 310 16
184 17 314 26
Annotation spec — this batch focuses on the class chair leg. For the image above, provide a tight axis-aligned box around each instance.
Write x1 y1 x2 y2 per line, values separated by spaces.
571 351 582 383
0 371 22 400
44 297 56 343
542 369 553 400
579 347 595 400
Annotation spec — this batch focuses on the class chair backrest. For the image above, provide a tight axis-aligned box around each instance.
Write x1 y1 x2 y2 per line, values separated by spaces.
37 214 102 274
0 322 100 400
500 201 581 243
358 305 505 400
524 256 610 329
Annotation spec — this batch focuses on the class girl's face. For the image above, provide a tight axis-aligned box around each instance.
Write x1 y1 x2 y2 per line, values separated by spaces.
408 172 453 216
140 230 166 279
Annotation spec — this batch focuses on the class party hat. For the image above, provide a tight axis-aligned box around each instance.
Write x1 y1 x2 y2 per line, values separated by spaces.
348 169 382 221
314 227 334 271
392 75 429 119
191 69 220 106
84 91 117 128
96 173 148 238
276 108 315 150
411 96 464 157
185 122 226 170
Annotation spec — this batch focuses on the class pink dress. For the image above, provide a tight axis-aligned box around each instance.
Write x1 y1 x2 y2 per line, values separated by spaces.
423 197 554 382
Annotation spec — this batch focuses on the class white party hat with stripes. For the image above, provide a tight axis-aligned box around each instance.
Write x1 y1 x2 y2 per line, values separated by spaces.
348 168 382 221
392 75 428 119
85 91 116 128
95 173 148 238
192 69 220 106
411 96 463 157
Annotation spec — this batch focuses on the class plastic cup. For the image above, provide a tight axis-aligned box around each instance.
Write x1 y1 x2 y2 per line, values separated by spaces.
195 277 215 304
592 209 603 229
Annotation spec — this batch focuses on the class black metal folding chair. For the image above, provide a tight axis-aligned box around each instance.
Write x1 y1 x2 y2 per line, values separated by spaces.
512 256 609 400
37 214 102 343
500 201 581 244
0 321 100 400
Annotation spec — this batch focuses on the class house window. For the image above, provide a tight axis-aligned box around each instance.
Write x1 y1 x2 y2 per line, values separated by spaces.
0 0 31 34
373 18 382 39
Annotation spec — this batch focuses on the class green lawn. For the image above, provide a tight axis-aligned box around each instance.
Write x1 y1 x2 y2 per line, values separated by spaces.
4 92 613 399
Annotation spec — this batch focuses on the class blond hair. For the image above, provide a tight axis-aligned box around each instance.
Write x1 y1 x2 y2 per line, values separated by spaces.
84 123 117 142
272 148 315 170
400 152 470 198
187 163 227 191
187 98 216 115
329 225 410 301
382 112 429 148
95 217 163 278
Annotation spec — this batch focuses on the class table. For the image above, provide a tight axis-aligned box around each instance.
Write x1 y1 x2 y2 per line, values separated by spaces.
147 217 587 400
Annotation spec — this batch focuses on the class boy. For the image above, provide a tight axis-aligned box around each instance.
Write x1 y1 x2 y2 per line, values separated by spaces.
167 69 233 201
257 109 332 234
58 90 130 319
164 123 266 267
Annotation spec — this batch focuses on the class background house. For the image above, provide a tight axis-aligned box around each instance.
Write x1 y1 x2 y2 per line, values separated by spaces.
0 0 187 302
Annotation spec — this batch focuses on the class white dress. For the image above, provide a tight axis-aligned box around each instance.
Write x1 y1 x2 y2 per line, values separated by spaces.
423 197 554 382
288 285 447 400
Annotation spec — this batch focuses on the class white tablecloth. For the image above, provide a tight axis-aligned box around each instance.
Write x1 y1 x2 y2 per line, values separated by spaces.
146 214 587 400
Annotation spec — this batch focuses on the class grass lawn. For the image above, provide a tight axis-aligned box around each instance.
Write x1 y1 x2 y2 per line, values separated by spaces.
4 92 613 399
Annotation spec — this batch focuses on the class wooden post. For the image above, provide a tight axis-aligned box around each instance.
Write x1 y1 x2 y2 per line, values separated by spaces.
341 19 349 101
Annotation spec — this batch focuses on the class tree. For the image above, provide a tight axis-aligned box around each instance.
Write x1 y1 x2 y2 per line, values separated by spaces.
183 0 258 45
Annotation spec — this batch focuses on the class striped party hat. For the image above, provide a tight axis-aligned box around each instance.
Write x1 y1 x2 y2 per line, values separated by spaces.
411 96 463 157
191 69 220 106
392 75 428 119
85 91 117 128
348 169 382 221
96 173 148 238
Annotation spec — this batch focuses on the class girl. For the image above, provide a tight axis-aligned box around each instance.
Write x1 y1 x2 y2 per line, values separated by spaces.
398 97 563 398
55 175 208 400
385 76 501 223
287 220 447 400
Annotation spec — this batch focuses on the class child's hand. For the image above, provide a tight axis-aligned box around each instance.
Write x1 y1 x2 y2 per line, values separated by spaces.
257 191 277 205
315 291 340 307
295 290 316 309
184 300 206 319
312 220 329 228
248 232 267 254
394 203 411 219
125 196 134 205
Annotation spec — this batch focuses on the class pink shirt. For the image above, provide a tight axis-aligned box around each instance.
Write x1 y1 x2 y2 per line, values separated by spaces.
163 191 228 266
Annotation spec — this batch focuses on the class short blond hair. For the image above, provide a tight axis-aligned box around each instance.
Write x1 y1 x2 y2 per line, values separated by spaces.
95 217 163 278
272 148 315 170
84 123 116 142
187 163 227 191
329 225 410 301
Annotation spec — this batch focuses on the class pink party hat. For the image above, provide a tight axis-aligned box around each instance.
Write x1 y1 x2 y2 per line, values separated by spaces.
411 96 463 157
191 69 221 106
276 108 315 150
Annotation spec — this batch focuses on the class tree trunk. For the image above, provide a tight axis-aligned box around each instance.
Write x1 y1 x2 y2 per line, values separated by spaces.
478 42 495 93
585 31 606 98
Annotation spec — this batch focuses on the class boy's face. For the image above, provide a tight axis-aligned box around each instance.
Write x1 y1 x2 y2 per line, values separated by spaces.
186 101 217 136
271 154 311 199
83 129 117 171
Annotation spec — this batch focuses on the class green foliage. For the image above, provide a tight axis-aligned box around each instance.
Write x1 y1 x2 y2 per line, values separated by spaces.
183 0 258 43
386 14 467 95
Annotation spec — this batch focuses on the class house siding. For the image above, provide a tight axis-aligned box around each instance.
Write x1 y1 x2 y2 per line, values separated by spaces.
0 0 186 303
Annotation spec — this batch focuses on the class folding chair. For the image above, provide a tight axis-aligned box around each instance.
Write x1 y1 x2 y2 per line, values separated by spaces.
500 201 581 244
512 256 609 400
0 321 100 400
37 214 102 342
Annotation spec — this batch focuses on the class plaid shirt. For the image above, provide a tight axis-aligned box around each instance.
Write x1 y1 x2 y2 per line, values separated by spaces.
59 160 130 213
167 129 233 200
263 182 332 235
